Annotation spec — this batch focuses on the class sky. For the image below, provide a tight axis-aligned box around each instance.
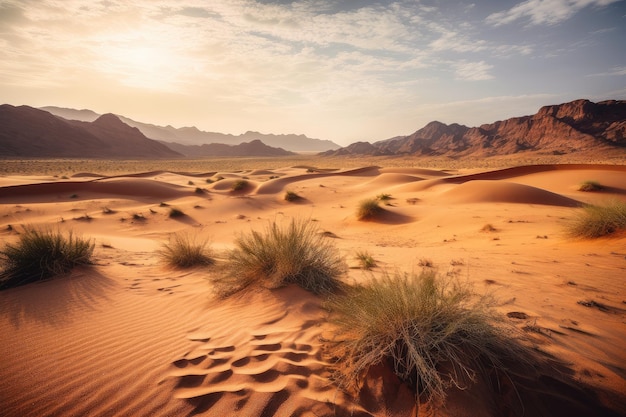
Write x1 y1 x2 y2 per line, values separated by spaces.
0 0 625 145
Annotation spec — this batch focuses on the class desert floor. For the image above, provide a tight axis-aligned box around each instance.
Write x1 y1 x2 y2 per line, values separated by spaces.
0 160 625 417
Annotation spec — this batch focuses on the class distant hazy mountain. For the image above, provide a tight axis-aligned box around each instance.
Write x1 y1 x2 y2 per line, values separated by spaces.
161 139 295 157
0 105 181 158
322 99 626 157
40 106 341 152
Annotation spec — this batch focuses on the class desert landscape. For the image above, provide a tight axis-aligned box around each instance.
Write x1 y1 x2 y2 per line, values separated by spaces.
1 158 625 416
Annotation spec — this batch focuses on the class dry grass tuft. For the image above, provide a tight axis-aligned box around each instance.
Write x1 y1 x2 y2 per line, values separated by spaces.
567 200 626 238
355 251 376 270
325 270 529 405
578 180 603 192
159 232 213 268
231 179 249 191
214 218 346 297
284 190 301 202
0 226 94 290
357 198 384 220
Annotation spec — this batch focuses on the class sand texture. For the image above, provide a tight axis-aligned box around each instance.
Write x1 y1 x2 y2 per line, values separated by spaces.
1 163 625 416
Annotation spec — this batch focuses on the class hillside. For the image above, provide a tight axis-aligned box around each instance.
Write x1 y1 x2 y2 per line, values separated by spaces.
161 139 295 157
40 106 341 152
0 105 181 158
322 99 626 157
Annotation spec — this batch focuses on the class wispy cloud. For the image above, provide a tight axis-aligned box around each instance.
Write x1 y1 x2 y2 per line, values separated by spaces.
454 61 494 81
587 66 626 77
486 0 620 26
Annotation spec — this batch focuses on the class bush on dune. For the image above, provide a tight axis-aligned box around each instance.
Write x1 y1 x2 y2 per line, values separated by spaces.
0 226 94 290
357 198 384 220
159 232 214 268
214 218 346 297
324 270 529 407
567 200 626 238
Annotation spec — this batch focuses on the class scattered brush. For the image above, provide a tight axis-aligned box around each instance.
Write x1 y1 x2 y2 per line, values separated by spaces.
284 190 301 202
102 207 116 214
377 193 392 202
187 180 195 185
195 187 205 194
325 270 530 408
214 218 346 297
168 207 185 218
566 200 626 238
159 202 170 207
418 258 433 268
206 178 214 184
481 223 497 232
159 232 214 268
0 226 94 290
355 250 376 270
231 179 249 192
357 198 384 221
578 180 604 192
132 213 146 221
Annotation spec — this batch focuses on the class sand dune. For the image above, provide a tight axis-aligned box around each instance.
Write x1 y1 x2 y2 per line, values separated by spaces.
1 163 625 417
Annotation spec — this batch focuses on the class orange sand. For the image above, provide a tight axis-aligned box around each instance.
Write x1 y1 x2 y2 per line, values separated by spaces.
1 163 625 416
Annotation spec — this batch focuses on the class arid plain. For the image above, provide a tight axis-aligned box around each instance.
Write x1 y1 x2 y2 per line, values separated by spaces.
1 156 625 417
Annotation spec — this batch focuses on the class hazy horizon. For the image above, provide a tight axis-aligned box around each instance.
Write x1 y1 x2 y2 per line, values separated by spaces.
1 0 625 146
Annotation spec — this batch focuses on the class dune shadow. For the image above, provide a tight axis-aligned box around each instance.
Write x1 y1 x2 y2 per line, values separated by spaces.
0 267 117 328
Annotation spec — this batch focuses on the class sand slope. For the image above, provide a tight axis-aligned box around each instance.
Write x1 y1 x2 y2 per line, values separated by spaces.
1 164 625 417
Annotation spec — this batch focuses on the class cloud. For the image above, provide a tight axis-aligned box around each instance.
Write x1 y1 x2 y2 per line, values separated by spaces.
486 0 620 26
454 61 494 81
587 66 626 77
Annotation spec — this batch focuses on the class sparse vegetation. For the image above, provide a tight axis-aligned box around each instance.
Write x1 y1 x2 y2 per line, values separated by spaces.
567 200 626 238
159 232 214 268
325 270 528 406
0 226 94 290
231 179 249 191
102 207 116 214
481 223 497 232
418 258 433 267
187 180 194 185
195 187 205 194
578 180 604 192
214 218 346 297
132 213 146 221
377 193 392 201
284 190 301 202
168 207 185 218
355 250 376 270
356 198 384 220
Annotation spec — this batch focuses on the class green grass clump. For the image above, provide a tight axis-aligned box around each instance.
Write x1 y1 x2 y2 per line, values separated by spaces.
578 180 603 192
356 198 384 220
215 218 346 297
355 251 376 270
159 232 214 268
231 179 249 191
325 270 525 405
567 200 626 238
0 226 94 290
284 190 301 202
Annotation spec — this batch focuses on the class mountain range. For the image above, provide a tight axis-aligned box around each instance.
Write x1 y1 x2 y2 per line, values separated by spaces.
40 106 340 152
322 99 626 157
0 105 304 158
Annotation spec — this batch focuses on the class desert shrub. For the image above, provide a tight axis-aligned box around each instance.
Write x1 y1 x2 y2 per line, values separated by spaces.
578 180 603 192
215 218 346 297
195 187 205 194
159 232 213 268
188 180 194 185
417 258 433 267
325 270 527 406
567 200 626 238
357 198 384 220
0 226 94 290
231 179 249 191
355 251 376 270
481 223 497 232
377 193 392 201
168 207 185 218
284 190 301 202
